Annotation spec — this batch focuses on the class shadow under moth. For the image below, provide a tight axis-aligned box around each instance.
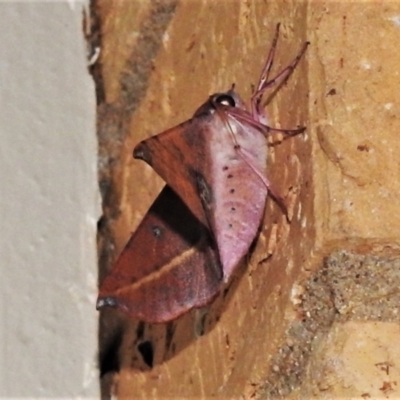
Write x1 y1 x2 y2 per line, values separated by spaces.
97 24 309 323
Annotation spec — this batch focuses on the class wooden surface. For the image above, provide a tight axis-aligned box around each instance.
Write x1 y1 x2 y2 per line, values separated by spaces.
92 1 400 398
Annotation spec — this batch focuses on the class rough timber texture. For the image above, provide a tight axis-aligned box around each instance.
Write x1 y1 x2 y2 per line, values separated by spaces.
92 0 400 398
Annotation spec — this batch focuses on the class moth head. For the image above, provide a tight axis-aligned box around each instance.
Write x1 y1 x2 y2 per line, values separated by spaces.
212 93 236 107
211 87 247 109
193 89 246 117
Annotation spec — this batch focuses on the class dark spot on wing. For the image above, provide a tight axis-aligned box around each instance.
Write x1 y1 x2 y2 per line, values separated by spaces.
151 225 162 238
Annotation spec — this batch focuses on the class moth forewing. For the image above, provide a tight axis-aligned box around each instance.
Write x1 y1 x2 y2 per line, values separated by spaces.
206 107 269 281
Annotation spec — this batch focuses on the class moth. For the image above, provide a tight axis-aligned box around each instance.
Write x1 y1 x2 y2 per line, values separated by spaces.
97 24 309 323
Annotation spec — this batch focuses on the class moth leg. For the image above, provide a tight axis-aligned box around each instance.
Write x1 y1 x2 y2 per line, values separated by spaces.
265 125 305 135
215 107 242 149
237 146 290 221
251 33 309 121
228 109 306 137
266 182 290 221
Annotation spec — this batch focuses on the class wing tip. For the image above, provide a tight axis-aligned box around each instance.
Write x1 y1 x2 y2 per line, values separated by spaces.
133 142 152 164
96 296 119 310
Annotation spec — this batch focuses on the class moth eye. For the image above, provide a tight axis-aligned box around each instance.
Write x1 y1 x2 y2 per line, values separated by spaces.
214 94 236 107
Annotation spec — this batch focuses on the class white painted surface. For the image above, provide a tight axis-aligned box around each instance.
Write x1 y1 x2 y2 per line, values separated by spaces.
0 1 100 398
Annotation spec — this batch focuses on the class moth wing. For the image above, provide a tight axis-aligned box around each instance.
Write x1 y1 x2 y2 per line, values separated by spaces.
206 111 269 281
97 185 222 323
133 114 216 228
134 107 268 283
